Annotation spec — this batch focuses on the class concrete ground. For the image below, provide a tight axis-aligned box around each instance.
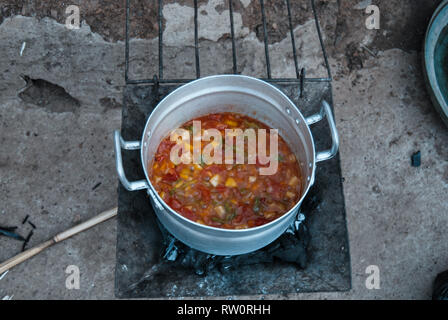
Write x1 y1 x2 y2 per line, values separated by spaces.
0 0 447 299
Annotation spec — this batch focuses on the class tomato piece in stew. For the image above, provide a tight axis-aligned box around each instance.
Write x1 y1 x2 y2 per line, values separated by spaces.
149 112 302 229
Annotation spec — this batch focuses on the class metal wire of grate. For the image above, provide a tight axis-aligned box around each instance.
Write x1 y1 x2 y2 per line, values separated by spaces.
124 0 332 87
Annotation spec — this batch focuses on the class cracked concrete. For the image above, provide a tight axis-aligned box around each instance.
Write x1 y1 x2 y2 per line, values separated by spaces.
0 16 125 107
0 0 447 299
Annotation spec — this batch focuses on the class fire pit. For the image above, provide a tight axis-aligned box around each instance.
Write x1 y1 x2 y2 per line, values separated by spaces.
114 0 351 298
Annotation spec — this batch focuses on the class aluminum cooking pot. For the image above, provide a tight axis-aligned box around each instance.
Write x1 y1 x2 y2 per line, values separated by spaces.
114 75 339 255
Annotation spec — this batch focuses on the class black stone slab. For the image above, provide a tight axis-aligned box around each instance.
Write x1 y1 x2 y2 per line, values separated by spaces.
115 81 351 298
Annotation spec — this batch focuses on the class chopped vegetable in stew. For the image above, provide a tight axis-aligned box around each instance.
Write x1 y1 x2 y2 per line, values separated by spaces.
149 112 303 229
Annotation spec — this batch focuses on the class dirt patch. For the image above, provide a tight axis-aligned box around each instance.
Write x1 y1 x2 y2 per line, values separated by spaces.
333 0 443 53
373 0 442 52
18 76 80 113
99 97 121 111
328 0 443 75
0 0 160 41
345 41 367 71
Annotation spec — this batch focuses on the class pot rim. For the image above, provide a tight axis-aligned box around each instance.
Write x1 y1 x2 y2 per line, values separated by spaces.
139 74 317 233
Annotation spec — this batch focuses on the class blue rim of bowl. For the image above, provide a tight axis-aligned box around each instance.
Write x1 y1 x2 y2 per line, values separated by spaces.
423 0 448 127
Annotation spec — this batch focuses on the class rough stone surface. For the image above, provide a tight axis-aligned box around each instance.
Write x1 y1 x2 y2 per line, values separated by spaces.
0 0 447 300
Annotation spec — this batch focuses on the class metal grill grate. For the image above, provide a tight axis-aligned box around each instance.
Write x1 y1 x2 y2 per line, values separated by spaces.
124 0 332 89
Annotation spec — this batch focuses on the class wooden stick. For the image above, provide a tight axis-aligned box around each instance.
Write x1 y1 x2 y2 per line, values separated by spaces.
0 207 117 275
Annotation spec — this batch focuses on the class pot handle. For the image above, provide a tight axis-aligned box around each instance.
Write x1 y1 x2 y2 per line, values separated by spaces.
114 130 149 191
305 100 339 163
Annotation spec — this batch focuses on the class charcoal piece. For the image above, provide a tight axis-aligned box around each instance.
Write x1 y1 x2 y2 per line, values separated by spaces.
218 222 309 271
21 230 34 252
179 249 216 276
92 182 102 191
22 215 29 224
159 216 310 275
273 230 308 269
163 239 179 261
0 225 18 232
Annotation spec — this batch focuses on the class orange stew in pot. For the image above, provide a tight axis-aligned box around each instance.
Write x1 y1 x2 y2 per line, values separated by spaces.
149 112 302 229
